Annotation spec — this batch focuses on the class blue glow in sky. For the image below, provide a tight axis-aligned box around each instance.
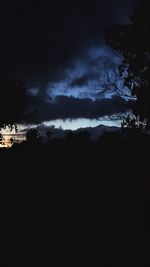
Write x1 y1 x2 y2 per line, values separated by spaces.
26 46 131 127
43 117 122 130
46 46 121 100
1 115 122 135
28 45 132 103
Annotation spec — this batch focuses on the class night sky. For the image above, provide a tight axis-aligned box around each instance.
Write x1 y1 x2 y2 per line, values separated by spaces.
0 2 149 263
0 0 139 124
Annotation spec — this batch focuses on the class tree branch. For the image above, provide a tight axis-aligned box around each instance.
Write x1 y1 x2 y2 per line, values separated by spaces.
103 71 137 100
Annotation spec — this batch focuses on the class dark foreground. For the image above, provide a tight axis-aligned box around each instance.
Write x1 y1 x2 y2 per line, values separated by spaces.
0 131 150 265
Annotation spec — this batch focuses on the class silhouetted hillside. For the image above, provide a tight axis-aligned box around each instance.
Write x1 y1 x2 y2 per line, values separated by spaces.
0 130 149 265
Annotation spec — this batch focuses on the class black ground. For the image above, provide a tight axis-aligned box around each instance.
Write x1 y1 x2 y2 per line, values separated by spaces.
0 131 149 265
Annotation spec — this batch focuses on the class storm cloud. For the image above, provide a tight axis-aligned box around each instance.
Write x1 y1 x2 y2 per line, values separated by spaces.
45 46 122 100
0 0 138 86
25 95 131 122
0 0 137 125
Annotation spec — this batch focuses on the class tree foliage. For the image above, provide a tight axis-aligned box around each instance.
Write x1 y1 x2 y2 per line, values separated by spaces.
0 132 3 145
106 0 150 125
26 129 41 144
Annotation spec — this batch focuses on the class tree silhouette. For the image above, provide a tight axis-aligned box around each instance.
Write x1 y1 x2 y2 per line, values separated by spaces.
0 132 3 145
121 114 145 135
46 131 52 143
10 138 14 146
66 130 90 143
26 129 41 144
75 130 90 142
0 80 27 129
106 0 150 126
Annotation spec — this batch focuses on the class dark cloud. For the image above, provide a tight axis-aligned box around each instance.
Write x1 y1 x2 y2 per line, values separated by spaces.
67 47 120 95
43 46 122 101
69 55 113 87
25 95 130 122
70 75 95 87
0 0 137 124
0 0 138 85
